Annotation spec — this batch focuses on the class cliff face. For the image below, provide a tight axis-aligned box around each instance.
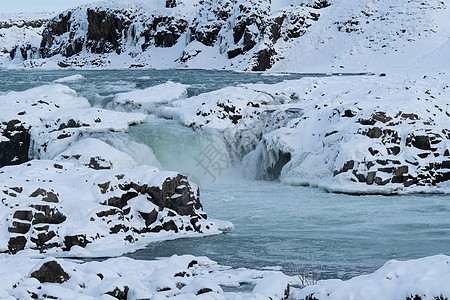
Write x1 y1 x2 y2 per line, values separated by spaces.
8 0 328 70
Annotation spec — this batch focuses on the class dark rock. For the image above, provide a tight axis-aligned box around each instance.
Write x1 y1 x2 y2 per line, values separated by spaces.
411 135 431 150
252 48 276 71
188 260 198 268
110 224 129 234
30 188 46 197
343 109 356 117
106 286 129 300
88 157 111 170
86 9 124 54
227 48 243 59
8 221 31 234
31 261 69 283
30 230 57 247
8 236 27 254
197 288 213 295
366 171 376 184
139 209 158 227
0 120 31 168
165 0 176 8
13 210 33 221
146 174 202 216
63 234 89 251
31 205 67 225
163 220 178 233
107 191 138 209
43 192 59 203
366 127 383 139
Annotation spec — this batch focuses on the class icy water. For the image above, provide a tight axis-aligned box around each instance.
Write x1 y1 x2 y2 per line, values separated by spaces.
1 69 449 280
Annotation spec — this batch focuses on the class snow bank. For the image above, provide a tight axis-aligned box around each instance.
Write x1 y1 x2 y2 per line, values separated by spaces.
108 81 189 112
0 254 294 299
296 255 450 300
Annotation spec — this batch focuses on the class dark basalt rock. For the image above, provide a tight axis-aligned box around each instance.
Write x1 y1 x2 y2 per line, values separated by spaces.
63 234 89 251
139 209 158 227
8 221 31 234
8 236 27 254
31 260 69 283
31 205 67 225
252 48 277 71
86 9 124 54
0 120 31 168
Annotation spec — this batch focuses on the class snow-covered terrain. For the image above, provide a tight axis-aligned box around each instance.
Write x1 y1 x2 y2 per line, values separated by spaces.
296 255 450 300
124 75 449 194
0 82 232 256
0 0 448 73
0 0 449 298
0 254 292 299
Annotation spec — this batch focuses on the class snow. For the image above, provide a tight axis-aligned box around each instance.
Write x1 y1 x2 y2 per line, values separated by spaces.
296 255 450 300
0 254 295 299
1 0 449 75
109 81 189 112
0 0 449 298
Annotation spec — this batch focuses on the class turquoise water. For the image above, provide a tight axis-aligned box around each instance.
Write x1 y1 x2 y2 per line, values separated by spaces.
1 69 449 280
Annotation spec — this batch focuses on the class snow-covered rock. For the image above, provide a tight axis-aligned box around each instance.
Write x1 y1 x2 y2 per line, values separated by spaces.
0 13 50 65
0 84 147 165
108 81 189 112
155 74 450 194
1 0 449 73
0 159 229 256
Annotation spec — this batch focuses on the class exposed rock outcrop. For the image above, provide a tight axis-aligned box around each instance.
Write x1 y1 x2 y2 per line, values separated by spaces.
9 0 326 70
0 120 31 168
1 160 219 254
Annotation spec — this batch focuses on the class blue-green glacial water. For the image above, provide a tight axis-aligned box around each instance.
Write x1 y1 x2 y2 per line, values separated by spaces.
0 69 448 280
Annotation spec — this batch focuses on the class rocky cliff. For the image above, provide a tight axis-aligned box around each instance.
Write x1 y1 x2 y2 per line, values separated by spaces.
7 0 329 70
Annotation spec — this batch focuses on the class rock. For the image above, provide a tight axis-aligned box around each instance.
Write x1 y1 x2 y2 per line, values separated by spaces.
13 210 33 221
8 221 31 234
63 235 89 251
252 48 276 71
31 261 69 283
31 205 67 225
411 135 431 151
8 236 27 254
0 120 31 168
0 160 220 255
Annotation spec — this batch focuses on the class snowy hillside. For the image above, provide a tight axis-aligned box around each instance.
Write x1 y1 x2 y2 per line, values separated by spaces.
1 0 448 72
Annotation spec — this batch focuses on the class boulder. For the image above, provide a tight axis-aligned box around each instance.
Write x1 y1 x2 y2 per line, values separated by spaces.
31 260 69 283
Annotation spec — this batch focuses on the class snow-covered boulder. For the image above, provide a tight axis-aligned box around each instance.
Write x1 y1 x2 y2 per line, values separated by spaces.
0 160 227 256
0 254 292 299
108 81 189 113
